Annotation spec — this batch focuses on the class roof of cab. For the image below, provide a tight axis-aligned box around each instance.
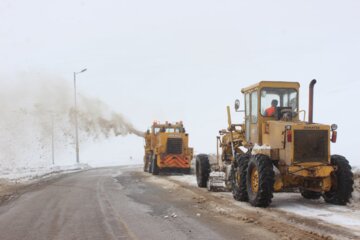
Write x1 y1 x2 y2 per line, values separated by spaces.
241 81 300 93
151 122 184 128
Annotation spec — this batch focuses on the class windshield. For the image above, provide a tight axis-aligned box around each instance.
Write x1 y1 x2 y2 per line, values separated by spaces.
166 128 181 133
153 127 184 133
260 88 298 116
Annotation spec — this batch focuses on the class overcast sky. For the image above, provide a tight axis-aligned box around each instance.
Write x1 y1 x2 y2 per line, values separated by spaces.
1 0 359 167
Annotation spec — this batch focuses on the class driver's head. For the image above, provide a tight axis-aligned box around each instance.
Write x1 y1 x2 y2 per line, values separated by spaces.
271 99 278 107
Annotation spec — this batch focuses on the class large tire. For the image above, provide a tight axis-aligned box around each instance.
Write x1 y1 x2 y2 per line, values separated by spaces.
149 157 153 173
151 155 159 175
246 154 275 207
143 156 147 172
323 155 353 205
196 154 210 188
143 155 150 172
232 155 250 202
301 190 321 200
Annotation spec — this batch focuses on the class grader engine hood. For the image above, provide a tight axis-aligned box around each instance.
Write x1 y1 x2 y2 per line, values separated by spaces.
292 125 329 164
262 121 331 165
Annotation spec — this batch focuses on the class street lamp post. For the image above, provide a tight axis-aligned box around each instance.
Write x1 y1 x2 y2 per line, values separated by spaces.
73 68 87 164
50 112 55 165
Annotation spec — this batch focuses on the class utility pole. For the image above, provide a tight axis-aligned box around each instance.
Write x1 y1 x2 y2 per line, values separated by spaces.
73 68 87 164
51 112 55 165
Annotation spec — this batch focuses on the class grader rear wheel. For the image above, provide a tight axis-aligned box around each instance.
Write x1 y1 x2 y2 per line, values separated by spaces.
323 155 353 205
246 154 274 208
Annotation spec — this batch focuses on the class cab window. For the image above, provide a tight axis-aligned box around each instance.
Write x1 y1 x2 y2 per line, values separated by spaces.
166 128 175 133
260 88 298 116
245 93 250 118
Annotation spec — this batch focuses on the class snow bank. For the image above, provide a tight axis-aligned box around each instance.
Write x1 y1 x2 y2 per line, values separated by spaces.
165 172 360 235
0 164 90 183
351 168 360 206
273 193 360 235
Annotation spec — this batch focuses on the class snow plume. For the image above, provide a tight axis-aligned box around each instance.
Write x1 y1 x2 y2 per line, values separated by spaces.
71 96 144 138
0 72 143 170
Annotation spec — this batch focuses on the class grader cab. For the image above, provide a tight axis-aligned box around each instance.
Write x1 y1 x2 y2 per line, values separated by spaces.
196 80 354 207
144 121 193 175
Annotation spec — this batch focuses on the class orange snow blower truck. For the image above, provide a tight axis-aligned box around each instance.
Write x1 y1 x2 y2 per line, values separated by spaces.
144 121 193 175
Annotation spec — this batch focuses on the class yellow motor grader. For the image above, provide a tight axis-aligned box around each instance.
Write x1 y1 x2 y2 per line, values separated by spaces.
144 121 193 175
196 80 354 207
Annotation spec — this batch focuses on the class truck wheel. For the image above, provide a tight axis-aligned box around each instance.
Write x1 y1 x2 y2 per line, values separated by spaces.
151 155 159 175
149 157 153 173
323 155 353 205
143 155 150 172
300 190 321 200
196 154 210 188
143 156 147 172
232 155 249 202
246 154 274 207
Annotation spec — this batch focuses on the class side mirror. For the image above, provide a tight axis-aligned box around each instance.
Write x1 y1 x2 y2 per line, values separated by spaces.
234 99 241 112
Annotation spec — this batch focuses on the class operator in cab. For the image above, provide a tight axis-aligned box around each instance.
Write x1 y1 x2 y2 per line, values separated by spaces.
265 99 278 116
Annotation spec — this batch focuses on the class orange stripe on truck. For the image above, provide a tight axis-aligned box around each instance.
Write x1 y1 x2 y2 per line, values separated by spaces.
159 155 189 168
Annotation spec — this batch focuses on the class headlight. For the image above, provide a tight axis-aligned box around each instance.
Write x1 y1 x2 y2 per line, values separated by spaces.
331 124 338 131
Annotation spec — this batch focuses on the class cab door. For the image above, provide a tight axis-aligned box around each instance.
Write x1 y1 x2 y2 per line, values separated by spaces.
245 90 259 143
245 93 251 142
249 91 259 144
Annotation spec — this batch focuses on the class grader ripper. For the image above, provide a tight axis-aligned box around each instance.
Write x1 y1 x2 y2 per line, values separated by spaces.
196 80 354 207
144 121 193 175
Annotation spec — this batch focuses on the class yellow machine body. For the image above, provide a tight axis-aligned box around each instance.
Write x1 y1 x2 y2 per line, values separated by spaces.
144 122 193 174
240 81 336 192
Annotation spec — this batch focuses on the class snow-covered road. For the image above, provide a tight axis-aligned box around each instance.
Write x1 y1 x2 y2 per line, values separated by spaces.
1 165 358 239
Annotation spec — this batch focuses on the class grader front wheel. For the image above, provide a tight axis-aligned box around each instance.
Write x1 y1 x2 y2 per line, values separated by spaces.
231 155 249 202
246 154 275 208
250 167 259 193
196 154 210 188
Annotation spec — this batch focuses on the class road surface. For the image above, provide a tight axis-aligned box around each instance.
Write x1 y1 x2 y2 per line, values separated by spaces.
0 167 357 240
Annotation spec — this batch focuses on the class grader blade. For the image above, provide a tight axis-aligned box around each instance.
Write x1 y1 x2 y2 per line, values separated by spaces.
207 171 228 192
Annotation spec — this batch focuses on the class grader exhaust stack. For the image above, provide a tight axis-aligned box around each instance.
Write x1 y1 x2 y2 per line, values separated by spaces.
309 79 317 124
